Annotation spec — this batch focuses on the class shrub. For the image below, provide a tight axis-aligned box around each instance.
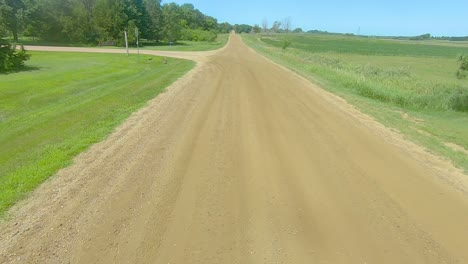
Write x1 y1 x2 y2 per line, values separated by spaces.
456 55 468 79
181 29 217 42
0 39 31 73
449 88 468 112
281 39 291 50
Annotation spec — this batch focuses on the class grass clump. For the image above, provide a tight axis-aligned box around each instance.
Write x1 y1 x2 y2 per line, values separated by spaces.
449 88 468 112
281 39 291 50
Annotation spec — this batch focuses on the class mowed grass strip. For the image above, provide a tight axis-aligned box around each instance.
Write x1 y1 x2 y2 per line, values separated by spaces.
0 51 194 215
242 34 468 172
141 33 229 51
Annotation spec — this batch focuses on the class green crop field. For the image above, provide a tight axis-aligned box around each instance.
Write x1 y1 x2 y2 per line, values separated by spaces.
0 51 194 215
260 34 468 57
242 33 468 172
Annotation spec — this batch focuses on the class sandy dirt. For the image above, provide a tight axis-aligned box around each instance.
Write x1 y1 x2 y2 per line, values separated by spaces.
2 34 468 263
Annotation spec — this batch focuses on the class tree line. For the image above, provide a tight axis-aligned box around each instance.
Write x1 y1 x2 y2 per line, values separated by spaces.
0 0 237 45
256 18 302 34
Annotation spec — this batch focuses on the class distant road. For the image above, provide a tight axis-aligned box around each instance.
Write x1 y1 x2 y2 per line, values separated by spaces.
2 34 468 263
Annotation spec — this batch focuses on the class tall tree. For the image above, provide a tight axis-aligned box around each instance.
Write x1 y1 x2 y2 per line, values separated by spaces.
144 0 162 41
234 24 252 34
271 21 281 33
261 19 268 33
23 0 76 42
217 22 232 34
161 2 181 42
0 0 26 41
252 24 261 34
123 0 149 39
203 15 217 31
60 0 100 43
76 0 98 42
93 0 128 41
282 17 291 33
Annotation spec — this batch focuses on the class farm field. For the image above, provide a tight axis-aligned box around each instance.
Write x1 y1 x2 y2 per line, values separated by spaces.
242 33 468 172
0 51 193 215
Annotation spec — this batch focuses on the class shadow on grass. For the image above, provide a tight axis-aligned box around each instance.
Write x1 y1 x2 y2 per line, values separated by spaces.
0 65 42 75
141 40 188 47
13 38 94 47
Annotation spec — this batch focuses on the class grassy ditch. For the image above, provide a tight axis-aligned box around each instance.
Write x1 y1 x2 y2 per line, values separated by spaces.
0 51 194 215
242 34 468 172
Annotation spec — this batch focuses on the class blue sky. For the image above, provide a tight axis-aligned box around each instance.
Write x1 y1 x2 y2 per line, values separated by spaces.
167 0 468 36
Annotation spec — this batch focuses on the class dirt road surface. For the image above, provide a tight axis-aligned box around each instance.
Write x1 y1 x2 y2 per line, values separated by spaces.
2 35 468 263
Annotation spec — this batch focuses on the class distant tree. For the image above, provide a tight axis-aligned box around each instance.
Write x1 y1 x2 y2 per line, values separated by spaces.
0 0 228 45
163 2 218 42
94 0 128 41
282 17 291 33
161 2 182 42
76 0 100 43
252 24 261 34
421 33 431 39
448 36 468 41
410 33 431 40
127 0 151 40
234 24 252 34
217 22 233 33
261 18 268 33
271 21 281 33
60 0 101 43
0 0 26 42
204 15 217 31
292 27 302 33
307 29 329 34
144 0 162 41
22 0 72 42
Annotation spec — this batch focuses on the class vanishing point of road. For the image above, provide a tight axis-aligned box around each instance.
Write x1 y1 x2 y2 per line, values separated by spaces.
2 34 468 263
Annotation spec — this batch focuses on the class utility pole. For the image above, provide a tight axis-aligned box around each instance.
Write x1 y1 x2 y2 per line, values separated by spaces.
124 31 129 56
135 27 139 57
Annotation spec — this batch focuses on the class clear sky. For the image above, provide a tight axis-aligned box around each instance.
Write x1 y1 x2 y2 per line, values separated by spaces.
167 0 468 37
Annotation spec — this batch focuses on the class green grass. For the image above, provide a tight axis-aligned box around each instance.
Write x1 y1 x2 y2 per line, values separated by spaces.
242 34 468 172
0 51 194 215
13 34 229 52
